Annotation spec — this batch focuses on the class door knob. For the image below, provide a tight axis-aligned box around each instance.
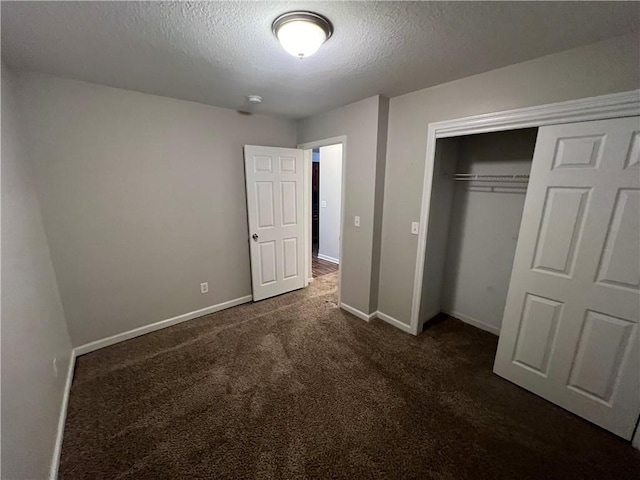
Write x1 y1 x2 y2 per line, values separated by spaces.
252 233 259 241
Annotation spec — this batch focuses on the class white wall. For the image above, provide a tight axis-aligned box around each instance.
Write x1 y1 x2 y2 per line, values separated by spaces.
318 144 342 263
1 65 73 479
378 33 640 326
16 73 297 346
440 129 537 334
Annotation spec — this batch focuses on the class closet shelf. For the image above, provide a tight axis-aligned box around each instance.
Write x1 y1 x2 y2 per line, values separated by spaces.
452 173 530 182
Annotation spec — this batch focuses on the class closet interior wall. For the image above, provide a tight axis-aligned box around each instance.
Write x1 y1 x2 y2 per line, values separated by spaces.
419 129 538 334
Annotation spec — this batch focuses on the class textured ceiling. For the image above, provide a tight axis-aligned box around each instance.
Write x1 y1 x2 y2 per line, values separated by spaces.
2 1 638 119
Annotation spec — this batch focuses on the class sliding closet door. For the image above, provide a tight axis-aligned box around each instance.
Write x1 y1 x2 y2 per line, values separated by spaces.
494 117 640 439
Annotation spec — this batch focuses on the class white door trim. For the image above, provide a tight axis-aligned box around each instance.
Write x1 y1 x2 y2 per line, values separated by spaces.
411 90 640 337
298 135 347 305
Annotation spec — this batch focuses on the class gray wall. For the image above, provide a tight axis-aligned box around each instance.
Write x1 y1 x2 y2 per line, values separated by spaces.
298 95 388 315
378 33 640 325
419 137 459 325
440 130 537 333
17 73 297 346
369 96 389 313
1 65 73 479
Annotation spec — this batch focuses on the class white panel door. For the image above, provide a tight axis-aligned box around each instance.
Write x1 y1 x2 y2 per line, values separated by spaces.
494 117 640 439
244 145 305 301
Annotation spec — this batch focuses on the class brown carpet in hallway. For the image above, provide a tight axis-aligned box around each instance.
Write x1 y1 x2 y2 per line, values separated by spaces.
60 273 640 479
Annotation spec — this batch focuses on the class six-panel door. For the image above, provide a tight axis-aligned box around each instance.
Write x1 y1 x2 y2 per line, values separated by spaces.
244 146 305 301
494 117 640 439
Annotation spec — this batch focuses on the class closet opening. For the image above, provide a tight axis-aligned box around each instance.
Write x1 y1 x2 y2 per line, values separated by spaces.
418 128 539 339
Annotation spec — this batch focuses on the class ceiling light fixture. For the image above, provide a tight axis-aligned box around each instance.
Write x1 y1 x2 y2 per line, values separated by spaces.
272 11 333 59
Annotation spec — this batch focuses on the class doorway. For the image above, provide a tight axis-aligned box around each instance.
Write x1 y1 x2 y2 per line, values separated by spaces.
418 128 538 335
310 145 342 278
299 136 347 301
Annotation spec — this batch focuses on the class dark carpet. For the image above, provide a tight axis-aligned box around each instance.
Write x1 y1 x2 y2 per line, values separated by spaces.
61 273 640 479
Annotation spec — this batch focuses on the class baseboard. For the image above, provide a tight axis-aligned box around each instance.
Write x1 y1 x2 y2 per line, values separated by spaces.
316 253 339 264
374 311 414 334
49 349 76 480
340 302 375 322
442 310 501 336
74 295 253 356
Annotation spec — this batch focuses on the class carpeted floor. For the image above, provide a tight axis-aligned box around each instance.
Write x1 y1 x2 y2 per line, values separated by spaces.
61 273 640 479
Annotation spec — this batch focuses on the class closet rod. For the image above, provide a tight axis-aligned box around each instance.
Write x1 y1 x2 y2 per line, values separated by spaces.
452 174 529 182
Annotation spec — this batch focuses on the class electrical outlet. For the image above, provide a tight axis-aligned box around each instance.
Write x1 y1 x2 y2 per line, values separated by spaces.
354 216 360 227
321 200 327 208
411 222 419 235
200 282 209 294
52 357 58 377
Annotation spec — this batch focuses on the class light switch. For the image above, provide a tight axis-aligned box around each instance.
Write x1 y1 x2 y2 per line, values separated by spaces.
321 200 327 208
411 222 419 235
354 216 360 227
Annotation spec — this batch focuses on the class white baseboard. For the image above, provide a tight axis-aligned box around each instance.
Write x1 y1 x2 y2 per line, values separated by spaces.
442 310 500 336
340 302 375 321
49 349 76 480
374 311 414 334
316 253 339 264
340 305 417 336
74 295 253 356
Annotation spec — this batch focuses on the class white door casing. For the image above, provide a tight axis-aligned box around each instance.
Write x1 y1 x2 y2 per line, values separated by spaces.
494 117 640 439
244 146 305 301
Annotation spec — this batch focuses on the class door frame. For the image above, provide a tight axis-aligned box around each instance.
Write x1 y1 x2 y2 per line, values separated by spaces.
298 135 347 304
411 90 640 337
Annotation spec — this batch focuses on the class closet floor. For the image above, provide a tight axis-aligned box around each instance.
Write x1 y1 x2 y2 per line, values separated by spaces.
60 276 640 479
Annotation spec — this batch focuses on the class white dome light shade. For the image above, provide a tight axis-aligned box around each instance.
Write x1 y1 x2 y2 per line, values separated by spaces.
277 21 326 58
272 12 333 59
